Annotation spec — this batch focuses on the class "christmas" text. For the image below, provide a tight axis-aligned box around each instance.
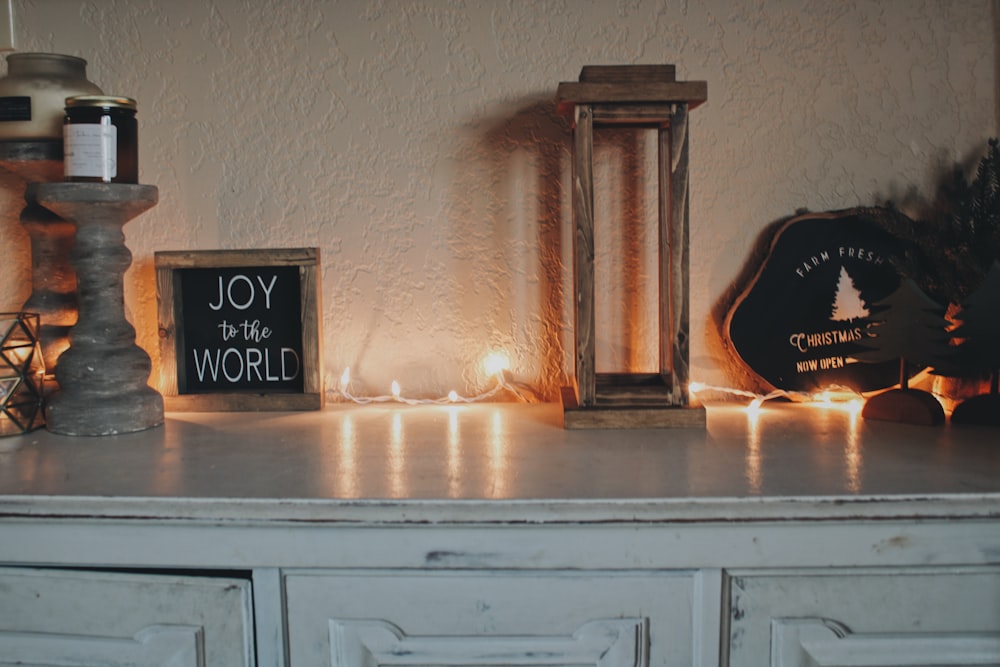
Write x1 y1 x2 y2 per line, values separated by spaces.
789 327 864 353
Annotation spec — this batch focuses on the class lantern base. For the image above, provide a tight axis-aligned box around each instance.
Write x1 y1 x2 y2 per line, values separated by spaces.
560 382 706 430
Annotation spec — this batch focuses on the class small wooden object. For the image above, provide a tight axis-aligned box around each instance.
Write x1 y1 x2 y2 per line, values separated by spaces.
556 65 707 429
155 248 323 412
862 388 945 426
35 183 164 436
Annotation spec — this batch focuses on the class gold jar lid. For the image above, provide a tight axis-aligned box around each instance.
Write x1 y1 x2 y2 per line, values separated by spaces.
65 95 136 110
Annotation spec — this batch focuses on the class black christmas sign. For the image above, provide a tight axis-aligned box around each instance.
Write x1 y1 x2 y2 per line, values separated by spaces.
725 210 912 393
178 265 304 393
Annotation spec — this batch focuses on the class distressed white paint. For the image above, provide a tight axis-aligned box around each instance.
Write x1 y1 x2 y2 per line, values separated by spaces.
291 572 685 666
328 617 646 667
0 405 998 665
0 1 994 398
771 618 1000 667
0 567 254 666
0 625 203 667
728 568 1000 665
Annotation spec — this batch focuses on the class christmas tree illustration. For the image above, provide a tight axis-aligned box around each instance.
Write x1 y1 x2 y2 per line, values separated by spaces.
854 279 951 425
830 266 869 321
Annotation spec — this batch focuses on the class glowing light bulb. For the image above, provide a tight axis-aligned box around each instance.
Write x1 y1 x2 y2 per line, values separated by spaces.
448 390 459 402
340 367 351 389
482 351 510 377
689 381 705 393
391 380 401 400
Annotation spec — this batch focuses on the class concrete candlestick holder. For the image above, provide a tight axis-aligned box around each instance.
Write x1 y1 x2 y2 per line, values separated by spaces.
34 182 163 436
0 141 77 384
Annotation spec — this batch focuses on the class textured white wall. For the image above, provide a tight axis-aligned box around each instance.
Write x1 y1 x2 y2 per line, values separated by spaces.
0 0 994 401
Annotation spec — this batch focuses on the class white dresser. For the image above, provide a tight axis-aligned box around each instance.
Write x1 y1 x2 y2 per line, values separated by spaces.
0 402 997 666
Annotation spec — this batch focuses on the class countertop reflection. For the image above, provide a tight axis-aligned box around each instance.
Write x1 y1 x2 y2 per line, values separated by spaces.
1 402 998 516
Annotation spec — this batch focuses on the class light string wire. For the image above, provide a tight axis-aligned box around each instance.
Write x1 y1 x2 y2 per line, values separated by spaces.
336 364 536 406
334 357 876 411
688 382 866 412
691 366 966 414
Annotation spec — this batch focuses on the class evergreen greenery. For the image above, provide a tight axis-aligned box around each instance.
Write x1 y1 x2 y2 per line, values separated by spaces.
868 139 1000 305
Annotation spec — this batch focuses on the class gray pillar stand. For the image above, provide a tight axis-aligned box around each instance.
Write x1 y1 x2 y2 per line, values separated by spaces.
35 183 164 436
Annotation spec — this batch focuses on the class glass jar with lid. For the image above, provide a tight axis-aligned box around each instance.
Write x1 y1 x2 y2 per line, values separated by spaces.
0 53 103 141
63 95 137 183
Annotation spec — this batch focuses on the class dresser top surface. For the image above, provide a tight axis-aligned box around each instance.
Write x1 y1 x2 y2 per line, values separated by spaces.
0 402 997 523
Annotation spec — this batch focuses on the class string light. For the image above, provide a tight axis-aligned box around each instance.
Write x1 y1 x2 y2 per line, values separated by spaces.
482 351 511 377
337 352 535 405
689 381 865 414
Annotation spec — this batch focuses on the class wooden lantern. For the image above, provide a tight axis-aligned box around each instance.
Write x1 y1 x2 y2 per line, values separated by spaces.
556 65 707 429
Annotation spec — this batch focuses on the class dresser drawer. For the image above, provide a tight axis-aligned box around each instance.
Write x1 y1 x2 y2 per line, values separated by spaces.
726 567 1000 666
0 567 254 667
284 569 695 667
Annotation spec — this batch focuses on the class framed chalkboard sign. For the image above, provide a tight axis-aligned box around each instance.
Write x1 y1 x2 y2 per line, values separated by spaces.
155 248 323 411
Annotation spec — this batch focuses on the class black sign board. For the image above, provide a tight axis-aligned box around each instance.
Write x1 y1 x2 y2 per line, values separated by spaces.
724 210 910 393
177 265 304 393
155 248 323 411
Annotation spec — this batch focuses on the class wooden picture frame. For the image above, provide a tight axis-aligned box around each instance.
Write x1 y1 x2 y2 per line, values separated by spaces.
155 248 323 411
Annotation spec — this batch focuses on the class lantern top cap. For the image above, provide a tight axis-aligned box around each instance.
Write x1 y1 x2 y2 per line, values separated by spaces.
556 64 707 116
579 65 677 83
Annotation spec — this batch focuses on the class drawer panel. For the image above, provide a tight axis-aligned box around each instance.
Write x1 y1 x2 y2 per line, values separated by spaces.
0 567 254 667
726 567 1000 667
284 570 695 667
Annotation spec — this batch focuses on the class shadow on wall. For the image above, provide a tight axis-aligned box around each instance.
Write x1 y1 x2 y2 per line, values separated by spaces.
708 213 796 395
471 97 571 402
472 98 663 401
995 0 1000 137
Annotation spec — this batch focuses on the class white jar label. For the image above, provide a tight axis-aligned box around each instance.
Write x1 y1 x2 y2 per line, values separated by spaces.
64 120 117 179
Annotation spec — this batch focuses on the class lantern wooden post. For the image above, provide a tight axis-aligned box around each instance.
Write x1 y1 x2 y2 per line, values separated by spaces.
556 65 707 429
571 103 596 408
